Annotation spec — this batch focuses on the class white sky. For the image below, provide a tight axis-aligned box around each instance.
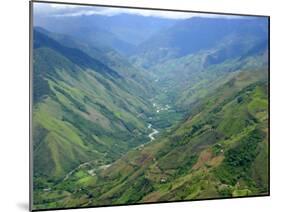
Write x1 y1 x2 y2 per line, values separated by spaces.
33 2 245 19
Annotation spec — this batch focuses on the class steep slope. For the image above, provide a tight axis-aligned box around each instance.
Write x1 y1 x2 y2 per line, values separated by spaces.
32 29 155 185
34 27 155 98
33 49 268 209
75 68 268 206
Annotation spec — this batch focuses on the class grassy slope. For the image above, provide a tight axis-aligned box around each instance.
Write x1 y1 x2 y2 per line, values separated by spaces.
32 26 269 210
90 68 268 204
33 63 268 209
33 45 154 188
35 27 156 99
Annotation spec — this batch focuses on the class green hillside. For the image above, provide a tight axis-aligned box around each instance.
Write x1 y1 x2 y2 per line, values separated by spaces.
32 30 157 190
34 27 155 99
32 9 268 210
33 53 268 208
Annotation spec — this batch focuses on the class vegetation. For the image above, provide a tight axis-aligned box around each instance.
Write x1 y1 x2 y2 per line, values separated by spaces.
32 14 268 210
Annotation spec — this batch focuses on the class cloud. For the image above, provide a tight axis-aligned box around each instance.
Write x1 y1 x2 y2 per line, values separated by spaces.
34 2 245 20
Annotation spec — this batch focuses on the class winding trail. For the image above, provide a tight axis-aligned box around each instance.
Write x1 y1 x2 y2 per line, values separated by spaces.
63 161 92 181
63 161 112 181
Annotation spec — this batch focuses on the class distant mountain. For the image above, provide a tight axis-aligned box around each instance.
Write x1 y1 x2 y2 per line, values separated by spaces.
78 14 178 45
131 17 268 68
149 35 268 109
34 14 178 55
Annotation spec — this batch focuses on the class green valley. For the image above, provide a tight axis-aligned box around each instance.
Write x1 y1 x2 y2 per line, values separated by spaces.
32 3 269 210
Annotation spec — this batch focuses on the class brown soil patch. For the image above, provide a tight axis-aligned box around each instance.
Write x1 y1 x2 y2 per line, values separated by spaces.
142 191 162 202
192 149 213 170
207 155 224 167
135 153 153 166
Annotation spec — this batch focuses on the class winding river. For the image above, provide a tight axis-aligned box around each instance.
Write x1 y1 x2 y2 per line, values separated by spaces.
147 123 159 141
61 123 159 182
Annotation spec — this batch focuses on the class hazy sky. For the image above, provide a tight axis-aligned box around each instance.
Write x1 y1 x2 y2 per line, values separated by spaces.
33 2 244 19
